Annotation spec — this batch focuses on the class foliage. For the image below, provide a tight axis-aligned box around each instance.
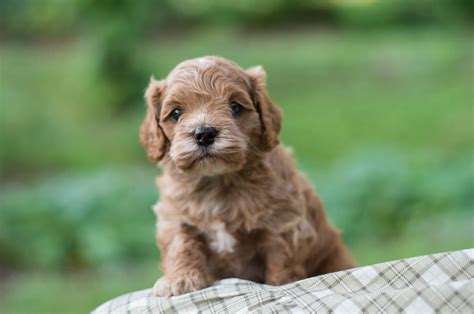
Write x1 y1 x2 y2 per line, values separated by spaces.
0 169 158 270
0 0 84 38
1 0 472 40
319 150 473 242
333 0 474 27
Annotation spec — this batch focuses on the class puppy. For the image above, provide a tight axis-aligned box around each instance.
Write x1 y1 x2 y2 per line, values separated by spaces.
140 56 355 297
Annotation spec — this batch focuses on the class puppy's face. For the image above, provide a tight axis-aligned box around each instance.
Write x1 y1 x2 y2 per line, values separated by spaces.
140 56 282 176
160 59 258 175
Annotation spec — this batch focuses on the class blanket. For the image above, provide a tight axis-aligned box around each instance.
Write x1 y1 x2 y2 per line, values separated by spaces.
93 249 473 313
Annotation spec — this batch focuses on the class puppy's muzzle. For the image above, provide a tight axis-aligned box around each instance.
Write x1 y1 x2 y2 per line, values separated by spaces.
194 125 218 147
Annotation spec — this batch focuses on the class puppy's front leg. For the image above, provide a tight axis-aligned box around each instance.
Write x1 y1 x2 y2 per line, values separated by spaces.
153 222 212 297
261 231 306 286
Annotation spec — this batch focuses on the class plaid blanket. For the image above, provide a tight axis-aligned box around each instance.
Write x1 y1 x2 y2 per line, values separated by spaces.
93 249 473 313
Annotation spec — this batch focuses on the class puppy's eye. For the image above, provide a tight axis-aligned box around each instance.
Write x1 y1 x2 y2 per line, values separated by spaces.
229 101 243 116
170 108 183 123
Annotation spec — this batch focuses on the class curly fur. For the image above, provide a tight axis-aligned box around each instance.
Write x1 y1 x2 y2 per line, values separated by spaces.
140 56 355 297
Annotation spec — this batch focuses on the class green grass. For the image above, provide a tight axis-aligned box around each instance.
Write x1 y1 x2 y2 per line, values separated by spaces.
1 26 473 313
0 262 160 314
351 211 474 265
1 27 472 174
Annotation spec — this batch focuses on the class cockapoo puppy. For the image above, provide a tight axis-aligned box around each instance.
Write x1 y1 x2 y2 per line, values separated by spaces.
140 56 355 297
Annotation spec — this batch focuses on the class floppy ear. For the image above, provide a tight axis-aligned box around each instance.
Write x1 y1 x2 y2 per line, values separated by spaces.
139 77 168 162
246 66 282 151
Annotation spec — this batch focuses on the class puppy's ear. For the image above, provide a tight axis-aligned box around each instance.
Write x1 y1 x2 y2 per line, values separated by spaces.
246 66 282 151
140 77 168 162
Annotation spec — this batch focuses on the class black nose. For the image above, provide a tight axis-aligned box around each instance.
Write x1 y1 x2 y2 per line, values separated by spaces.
194 125 218 146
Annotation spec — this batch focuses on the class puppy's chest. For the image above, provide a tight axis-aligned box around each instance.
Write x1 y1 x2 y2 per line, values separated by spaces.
181 184 269 226
202 221 259 257
204 222 237 254
168 180 270 253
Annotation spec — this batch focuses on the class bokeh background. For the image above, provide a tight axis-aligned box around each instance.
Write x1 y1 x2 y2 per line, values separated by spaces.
1 0 473 312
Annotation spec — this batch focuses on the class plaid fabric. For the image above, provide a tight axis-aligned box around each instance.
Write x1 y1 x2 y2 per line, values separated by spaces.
93 249 473 313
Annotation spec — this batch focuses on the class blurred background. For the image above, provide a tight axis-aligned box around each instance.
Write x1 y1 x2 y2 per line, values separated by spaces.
0 0 473 312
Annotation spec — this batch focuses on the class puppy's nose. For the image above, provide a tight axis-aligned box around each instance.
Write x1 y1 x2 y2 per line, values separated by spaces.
194 125 218 146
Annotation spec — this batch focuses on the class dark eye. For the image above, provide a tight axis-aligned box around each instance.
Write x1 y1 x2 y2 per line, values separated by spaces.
229 101 243 116
170 108 183 123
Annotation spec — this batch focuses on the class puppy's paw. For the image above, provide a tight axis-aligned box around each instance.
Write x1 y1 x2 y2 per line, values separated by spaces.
152 271 211 297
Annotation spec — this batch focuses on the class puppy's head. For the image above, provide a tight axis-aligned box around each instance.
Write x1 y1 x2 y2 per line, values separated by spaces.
140 56 281 176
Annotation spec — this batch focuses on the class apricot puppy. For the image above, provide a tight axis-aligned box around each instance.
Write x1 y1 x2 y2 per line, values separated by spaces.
140 56 355 297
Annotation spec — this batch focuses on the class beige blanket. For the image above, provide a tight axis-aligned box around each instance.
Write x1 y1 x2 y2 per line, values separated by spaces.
93 249 473 313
